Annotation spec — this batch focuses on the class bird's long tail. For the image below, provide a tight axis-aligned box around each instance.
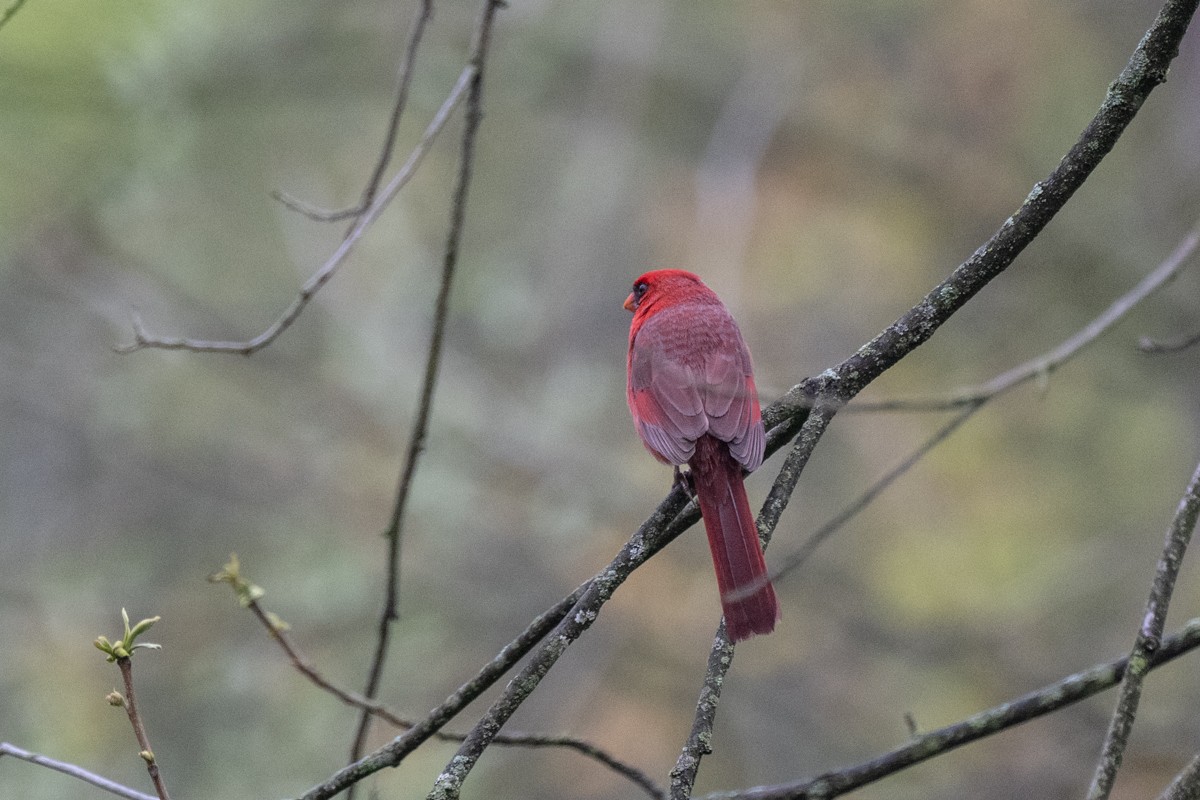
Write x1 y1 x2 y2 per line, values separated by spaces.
689 435 780 641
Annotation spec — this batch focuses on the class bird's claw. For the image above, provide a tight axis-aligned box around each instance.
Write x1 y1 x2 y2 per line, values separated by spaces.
674 466 696 500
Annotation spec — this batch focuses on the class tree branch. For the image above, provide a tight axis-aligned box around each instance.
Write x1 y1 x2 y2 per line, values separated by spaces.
1157 752 1200 800
851 225 1200 413
775 0 1198 418
672 5 1200 794
0 0 28 34
1140 328 1200 354
1086 458 1200 799
273 0 434 224
116 658 170 800
762 220 1200 592
230 591 665 798
670 405 835 799
295 1 1199 797
695 617 1200 800
346 0 501 779
116 64 473 355
0 742 157 800
295 581 589 800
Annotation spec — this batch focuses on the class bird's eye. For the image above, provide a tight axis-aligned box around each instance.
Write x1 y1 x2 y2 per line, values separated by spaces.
633 281 649 299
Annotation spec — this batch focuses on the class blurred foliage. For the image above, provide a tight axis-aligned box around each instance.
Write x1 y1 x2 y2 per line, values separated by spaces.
2 1 1200 799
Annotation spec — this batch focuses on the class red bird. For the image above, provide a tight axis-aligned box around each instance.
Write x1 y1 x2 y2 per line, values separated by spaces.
624 269 779 641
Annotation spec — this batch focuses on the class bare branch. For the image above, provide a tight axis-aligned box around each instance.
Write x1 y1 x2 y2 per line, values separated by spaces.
116 658 171 800
234 594 665 799
671 405 835 799
297 1 1198 798
672 6 1200 796
693 617 1200 800
347 0 501 780
296 581 589 800
273 0 434 225
116 65 474 356
0 742 157 800
1157 752 1200 800
1140 328 1200 354
759 221 1200 593
1086 458 1200 799
772 0 1198 421
0 0 29 34
852 225 1200 413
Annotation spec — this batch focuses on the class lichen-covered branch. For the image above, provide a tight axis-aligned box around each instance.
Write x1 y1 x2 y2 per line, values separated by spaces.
1086 458 1200 799
697 617 1200 800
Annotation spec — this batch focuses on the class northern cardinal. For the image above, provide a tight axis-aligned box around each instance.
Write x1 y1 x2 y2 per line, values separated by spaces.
624 269 779 641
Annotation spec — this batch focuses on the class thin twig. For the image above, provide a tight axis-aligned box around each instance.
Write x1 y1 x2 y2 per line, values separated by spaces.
0 742 157 800
1140 328 1200 354
851 225 1200 413
116 658 170 800
763 222 1200 590
670 405 836 799
296 581 591 800
274 0 434 224
693 617 1200 800
238 598 665 799
346 0 499 779
0 0 28 33
355 0 434 216
1086 458 1200 800
117 65 474 356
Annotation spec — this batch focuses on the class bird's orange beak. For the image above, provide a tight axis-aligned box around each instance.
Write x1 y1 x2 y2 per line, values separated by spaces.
623 293 636 312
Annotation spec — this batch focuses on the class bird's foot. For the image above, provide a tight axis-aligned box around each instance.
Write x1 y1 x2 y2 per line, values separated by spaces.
673 466 696 501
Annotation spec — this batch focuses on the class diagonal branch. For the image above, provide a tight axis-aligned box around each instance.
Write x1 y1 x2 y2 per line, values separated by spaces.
0 0 26 33
234 594 665 799
117 65 474 356
274 0 434 224
773 0 1198 419
1140 328 1200 354
669 4 1200 794
1086 457 1200 799
764 220 1200 591
850 225 1200 413
0 742 157 800
670 405 835 799
296 580 592 800
695 617 1200 800
293 410 820 800
1156 752 1200 800
297 1 1199 798
0 0 27 33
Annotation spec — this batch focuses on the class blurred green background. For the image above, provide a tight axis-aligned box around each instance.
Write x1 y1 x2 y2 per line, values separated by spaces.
3 1 1200 798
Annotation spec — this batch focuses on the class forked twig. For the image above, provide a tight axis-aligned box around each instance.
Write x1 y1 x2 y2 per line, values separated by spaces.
1086 458 1200 799
216 574 666 799
274 0 434 224
117 66 473 356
